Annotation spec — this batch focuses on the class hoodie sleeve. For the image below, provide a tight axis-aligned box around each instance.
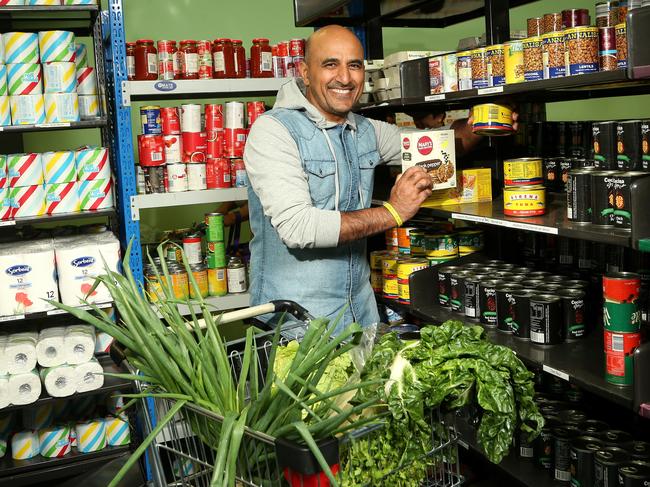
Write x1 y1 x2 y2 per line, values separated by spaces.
244 115 341 249
367 118 401 164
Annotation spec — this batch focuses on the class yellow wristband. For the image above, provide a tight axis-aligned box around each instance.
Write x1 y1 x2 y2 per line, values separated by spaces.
383 202 403 227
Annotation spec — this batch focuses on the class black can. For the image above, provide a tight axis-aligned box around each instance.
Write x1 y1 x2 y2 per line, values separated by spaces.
619 462 650 487
544 157 563 191
522 279 544 288
565 279 590 289
144 166 166 194
518 429 535 459
535 415 561 470
565 383 583 403
498 263 517 271
629 441 650 461
484 259 504 266
567 169 593 224
511 266 533 275
507 274 527 282
479 279 502 326
594 447 629 487
557 288 587 340
462 262 486 271
605 244 627 274
582 419 609 436
496 283 524 333
642 120 649 171
558 409 587 425
593 121 618 169
450 270 473 313
554 425 582 482
545 275 566 283
530 294 564 345
529 270 551 279
463 273 490 319
590 170 618 226
569 121 585 158
557 121 568 156
601 429 634 446
437 266 460 306
617 120 643 170
539 283 563 293
560 158 573 190
613 171 650 230
570 435 604 487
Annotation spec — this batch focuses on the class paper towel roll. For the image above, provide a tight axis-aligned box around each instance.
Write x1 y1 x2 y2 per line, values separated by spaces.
9 94 45 125
75 67 96 95
75 419 106 453
7 63 42 96
74 42 88 68
42 150 76 184
10 185 46 218
7 153 43 187
75 357 103 393
39 425 71 458
78 95 98 120
45 182 80 215
37 327 66 367
22 403 53 430
105 416 129 446
41 364 77 397
44 93 79 123
43 62 77 94
8 370 41 406
94 331 113 355
0 335 8 375
11 430 39 460
0 64 7 97
0 376 8 409
75 147 109 181
6 332 37 375
2 33 39 64
0 95 10 126
38 31 75 63
64 325 95 364
77 178 113 211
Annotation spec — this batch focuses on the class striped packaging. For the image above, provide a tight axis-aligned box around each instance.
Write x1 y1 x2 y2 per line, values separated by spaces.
7 63 42 95
75 419 106 453
39 426 71 458
43 62 77 93
2 32 39 64
74 42 88 68
22 403 54 430
0 189 10 220
9 94 45 124
105 392 126 419
27 0 61 4
7 153 43 187
173 458 196 479
0 64 6 96
79 95 98 119
0 155 6 189
68 426 76 447
45 182 79 214
42 150 75 183
0 95 10 126
44 93 79 123
78 178 113 211
38 31 75 63
0 439 6 459
75 67 96 94
10 185 46 218
94 331 113 354
64 0 98 4
0 0 27 4
105 416 129 446
11 430 40 460
75 146 109 180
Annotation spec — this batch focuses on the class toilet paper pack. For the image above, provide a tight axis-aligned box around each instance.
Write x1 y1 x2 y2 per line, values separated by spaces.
43 62 77 94
5 332 37 375
74 42 88 68
75 357 104 393
76 67 97 95
44 93 79 123
94 331 113 354
36 327 66 367
64 324 95 364
0 155 9 190
2 32 39 64
75 419 106 453
0 95 10 126
0 189 10 221
75 147 110 181
8 370 41 406
11 430 40 460
79 95 99 120
45 182 80 215
105 416 129 446
7 63 43 96
9 185 46 218
7 152 44 187
39 425 71 458
42 150 76 184
9 94 45 125
38 31 76 63
0 335 8 375
40 364 77 397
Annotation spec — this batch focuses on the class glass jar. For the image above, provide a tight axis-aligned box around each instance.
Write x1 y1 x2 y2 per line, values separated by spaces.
134 39 158 81
251 38 273 78
157 40 177 81
232 40 246 78
212 38 235 79
125 42 136 81
179 40 199 79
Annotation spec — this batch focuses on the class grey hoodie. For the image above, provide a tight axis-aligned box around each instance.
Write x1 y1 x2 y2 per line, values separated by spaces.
243 78 401 249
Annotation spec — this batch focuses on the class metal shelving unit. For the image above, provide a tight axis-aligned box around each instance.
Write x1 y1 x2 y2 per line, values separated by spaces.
0 301 113 324
0 208 116 228
0 118 107 133
131 187 248 220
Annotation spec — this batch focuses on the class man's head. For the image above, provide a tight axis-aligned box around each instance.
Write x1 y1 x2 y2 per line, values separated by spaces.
299 25 365 124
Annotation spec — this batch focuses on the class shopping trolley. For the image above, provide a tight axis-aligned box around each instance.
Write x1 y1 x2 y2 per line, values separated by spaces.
112 300 462 487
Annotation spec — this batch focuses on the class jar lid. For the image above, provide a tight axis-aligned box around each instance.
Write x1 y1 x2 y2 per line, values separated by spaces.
136 39 154 44
180 39 197 44
232 39 242 44
126 42 136 46
257 38 270 43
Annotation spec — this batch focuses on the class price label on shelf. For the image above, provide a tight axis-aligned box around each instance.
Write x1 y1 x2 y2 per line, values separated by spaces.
477 86 504 95
0 221 16 227
0 314 25 322
36 122 70 129
47 309 67 316
450 213 559 235
543 365 570 381
424 94 446 102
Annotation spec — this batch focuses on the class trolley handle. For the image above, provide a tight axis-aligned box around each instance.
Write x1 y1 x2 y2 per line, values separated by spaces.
214 300 314 325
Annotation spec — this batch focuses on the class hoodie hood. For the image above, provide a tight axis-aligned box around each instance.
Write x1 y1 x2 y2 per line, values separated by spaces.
274 78 357 130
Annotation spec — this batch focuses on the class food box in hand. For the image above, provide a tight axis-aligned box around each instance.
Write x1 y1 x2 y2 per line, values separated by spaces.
401 130 457 190
421 168 492 207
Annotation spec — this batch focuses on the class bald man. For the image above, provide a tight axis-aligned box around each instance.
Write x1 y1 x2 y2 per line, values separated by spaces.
244 26 438 330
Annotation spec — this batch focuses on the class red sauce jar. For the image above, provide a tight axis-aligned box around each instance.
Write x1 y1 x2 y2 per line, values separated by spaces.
125 42 136 81
232 40 246 78
212 38 235 79
197 40 213 79
157 40 177 81
134 39 158 81
251 38 273 78
179 40 199 80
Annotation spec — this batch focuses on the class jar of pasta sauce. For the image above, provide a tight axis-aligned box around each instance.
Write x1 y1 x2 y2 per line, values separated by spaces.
135 39 158 80
197 40 213 79
157 40 177 81
126 42 136 81
179 40 199 79
251 38 273 78
233 40 246 78
212 38 235 79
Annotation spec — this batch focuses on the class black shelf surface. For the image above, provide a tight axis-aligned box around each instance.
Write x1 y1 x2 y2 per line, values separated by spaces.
0 207 115 228
2 354 132 414
0 118 106 134
359 70 650 111
0 5 99 33
414 193 632 247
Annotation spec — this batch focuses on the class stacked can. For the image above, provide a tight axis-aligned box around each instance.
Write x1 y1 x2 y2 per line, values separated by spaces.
205 103 230 189
138 106 166 194
502 158 546 216
603 272 643 386
369 250 389 294
424 232 459 266
381 253 399 300
397 258 428 305
205 212 228 297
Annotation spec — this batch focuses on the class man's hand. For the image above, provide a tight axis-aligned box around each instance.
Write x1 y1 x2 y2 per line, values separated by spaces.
388 166 433 222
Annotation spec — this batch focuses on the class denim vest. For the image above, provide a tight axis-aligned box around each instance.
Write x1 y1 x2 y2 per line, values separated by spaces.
248 108 381 331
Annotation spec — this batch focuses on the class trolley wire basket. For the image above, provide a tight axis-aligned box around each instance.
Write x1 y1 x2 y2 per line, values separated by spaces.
125 301 462 487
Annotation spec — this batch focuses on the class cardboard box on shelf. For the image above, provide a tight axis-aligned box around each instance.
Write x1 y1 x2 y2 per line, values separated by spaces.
384 50 443 67
421 168 492 207
400 130 456 190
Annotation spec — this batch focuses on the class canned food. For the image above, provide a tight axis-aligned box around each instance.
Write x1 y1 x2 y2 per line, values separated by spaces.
231 157 248 186
442 53 458 92
541 32 566 79
189 263 208 299
527 16 543 37
485 44 505 87
383 275 399 299
535 416 561 469
409 230 426 256
207 267 227 296
590 171 618 226
564 27 599 75
427 256 457 267
504 40 524 84
160 106 180 135
438 266 460 306
371 270 383 293
397 278 411 304
448 270 472 313
425 233 458 258
396 258 428 280
397 226 416 252
553 425 582 482
166 163 188 193
144 166 166 194
182 234 202 265
167 264 189 300
382 254 399 278
530 294 564 345
472 103 514 136
523 36 543 81
599 26 618 71
496 283 524 333
562 8 591 28
370 250 389 270
206 241 226 269
543 158 562 191
602 429 634 445
503 185 546 216
604 271 640 303
157 40 176 80
227 257 247 293
629 441 650 461
456 51 473 91
617 121 643 171
619 462 650 486
187 162 207 191
504 158 543 186
197 40 213 79
163 134 182 163
593 121 617 169
612 171 648 229
205 212 224 242
604 330 640 385
510 288 535 339
479 279 501 326
616 23 627 69
543 12 563 33
138 134 165 166
557 288 586 339
457 228 484 253
140 106 162 135
595 447 629 487
570 436 603 487
566 169 592 223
